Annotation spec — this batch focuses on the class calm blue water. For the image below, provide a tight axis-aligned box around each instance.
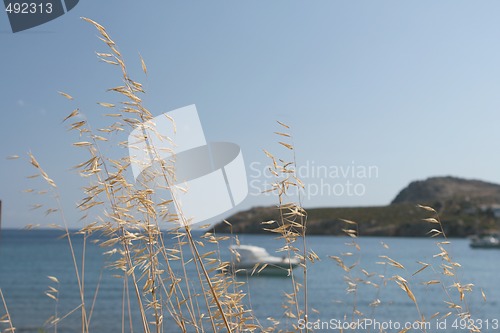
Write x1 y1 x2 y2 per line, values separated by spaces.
0 230 498 332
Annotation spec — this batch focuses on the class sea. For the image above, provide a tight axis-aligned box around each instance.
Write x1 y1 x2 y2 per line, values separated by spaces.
0 230 498 332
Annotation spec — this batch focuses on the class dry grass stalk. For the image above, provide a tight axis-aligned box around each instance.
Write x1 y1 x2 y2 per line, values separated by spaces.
417 205 481 333
262 122 311 331
0 289 15 333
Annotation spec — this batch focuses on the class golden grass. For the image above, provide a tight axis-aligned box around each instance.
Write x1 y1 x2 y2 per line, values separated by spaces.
0 289 15 333
1 17 487 333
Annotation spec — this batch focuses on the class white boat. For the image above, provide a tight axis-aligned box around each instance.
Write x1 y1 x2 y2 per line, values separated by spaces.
469 233 500 249
228 245 300 276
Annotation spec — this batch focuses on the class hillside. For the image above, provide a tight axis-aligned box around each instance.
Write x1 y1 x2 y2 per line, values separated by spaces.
213 176 500 237
392 176 500 206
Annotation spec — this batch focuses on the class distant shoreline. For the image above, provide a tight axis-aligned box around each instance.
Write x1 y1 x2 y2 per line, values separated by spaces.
0 228 473 240
213 176 500 237
212 201 499 238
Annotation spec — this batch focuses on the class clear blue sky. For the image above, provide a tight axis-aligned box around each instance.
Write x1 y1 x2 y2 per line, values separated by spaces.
2 1 500 228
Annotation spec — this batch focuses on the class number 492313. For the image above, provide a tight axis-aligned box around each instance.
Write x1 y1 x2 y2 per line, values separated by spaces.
5 2 53 14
